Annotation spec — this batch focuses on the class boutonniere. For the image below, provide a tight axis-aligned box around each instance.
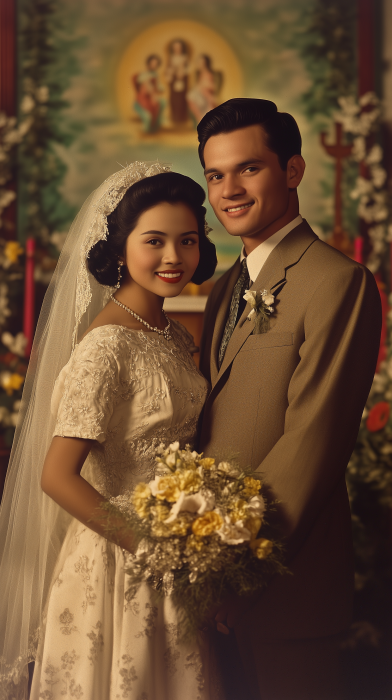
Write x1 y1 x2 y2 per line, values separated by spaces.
243 289 275 334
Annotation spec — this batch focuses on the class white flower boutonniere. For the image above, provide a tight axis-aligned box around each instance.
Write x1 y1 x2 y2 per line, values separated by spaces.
243 289 275 334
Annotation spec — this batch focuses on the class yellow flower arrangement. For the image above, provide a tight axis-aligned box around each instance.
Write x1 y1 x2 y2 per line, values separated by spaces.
199 457 215 470
0 372 25 396
242 476 262 498
250 538 274 559
114 442 287 639
229 498 249 523
192 511 223 537
177 468 202 494
154 475 181 502
4 241 24 265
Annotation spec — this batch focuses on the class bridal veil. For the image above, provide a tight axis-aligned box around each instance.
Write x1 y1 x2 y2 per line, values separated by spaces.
0 161 171 698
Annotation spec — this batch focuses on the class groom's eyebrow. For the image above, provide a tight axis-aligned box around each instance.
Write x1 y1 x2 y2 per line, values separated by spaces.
204 159 265 175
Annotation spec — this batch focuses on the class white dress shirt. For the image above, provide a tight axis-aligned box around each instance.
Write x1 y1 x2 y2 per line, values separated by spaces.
240 215 303 283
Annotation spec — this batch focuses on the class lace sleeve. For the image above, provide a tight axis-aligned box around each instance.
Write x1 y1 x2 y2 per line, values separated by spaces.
52 331 121 443
171 319 199 355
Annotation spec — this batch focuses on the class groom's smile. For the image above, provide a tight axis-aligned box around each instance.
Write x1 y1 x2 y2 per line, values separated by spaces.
203 123 305 253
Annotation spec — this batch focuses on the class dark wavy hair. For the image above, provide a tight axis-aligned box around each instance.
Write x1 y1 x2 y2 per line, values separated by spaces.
197 98 302 170
88 171 217 286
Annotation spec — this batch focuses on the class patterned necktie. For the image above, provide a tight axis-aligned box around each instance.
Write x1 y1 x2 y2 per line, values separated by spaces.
218 258 250 368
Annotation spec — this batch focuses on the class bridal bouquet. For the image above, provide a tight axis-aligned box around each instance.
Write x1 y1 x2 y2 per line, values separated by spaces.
108 442 287 636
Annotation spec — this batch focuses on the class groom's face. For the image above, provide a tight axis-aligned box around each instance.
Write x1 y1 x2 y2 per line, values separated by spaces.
203 124 297 244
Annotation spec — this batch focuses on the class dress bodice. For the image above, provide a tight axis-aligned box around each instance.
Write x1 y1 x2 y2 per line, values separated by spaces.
52 321 209 498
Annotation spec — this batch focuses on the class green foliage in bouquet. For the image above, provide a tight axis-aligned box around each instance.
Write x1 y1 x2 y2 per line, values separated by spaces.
103 443 288 640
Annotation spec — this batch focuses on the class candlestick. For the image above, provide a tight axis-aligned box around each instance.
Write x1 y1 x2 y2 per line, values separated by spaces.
23 237 35 357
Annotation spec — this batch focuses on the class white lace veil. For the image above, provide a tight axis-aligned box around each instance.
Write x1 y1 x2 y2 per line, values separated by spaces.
0 161 171 698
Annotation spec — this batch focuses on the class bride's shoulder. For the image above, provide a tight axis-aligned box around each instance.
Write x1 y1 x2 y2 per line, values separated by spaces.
74 324 138 361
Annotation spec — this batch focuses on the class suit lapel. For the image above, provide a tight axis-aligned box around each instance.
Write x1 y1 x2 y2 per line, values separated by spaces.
210 220 318 390
209 258 242 385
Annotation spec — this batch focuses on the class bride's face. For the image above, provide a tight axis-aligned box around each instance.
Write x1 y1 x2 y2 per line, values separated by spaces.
124 201 200 297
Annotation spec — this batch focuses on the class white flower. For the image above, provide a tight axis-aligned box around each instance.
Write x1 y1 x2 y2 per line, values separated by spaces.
50 231 68 252
20 94 35 113
350 177 373 200
165 490 215 523
243 290 257 308
217 461 240 478
247 494 266 518
169 441 180 453
36 85 49 103
0 406 11 426
352 137 366 162
148 475 164 497
366 144 383 166
217 516 252 545
2 332 27 356
370 165 387 189
262 291 274 306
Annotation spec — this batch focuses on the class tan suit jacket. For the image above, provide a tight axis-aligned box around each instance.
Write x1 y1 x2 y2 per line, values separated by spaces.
199 220 381 641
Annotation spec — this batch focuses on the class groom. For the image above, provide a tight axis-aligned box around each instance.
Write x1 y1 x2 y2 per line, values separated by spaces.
197 99 382 700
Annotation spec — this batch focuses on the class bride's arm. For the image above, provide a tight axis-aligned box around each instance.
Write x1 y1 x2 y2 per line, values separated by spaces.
41 436 136 552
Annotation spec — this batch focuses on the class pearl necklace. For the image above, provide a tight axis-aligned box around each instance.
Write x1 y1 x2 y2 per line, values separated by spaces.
110 294 172 340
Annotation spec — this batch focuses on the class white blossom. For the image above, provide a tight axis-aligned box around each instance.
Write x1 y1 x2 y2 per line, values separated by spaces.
217 461 240 478
20 94 35 113
217 516 252 545
165 490 215 523
2 332 27 356
247 494 266 518
36 86 49 103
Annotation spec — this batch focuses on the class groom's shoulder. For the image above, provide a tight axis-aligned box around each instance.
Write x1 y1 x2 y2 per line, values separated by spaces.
299 221 371 280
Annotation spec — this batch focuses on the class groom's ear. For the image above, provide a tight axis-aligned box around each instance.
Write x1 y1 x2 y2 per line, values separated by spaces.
286 155 306 190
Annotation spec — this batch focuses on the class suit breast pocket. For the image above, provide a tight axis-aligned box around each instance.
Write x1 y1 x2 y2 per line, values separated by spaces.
242 331 294 351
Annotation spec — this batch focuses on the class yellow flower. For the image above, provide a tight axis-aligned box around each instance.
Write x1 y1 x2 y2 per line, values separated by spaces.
229 499 248 523
133 482 151 500
242 476 262 498
1 372 24 396
177 469 202 494
245 516 262 538
151 504 170 522
200 458 215 470
4 241 24 265
155 475 181 503
186 534 205 551
131 482 152 518
250 538 273 559
133 498 149 519
192 511 223 537
152 513 190 537
167 514 190 536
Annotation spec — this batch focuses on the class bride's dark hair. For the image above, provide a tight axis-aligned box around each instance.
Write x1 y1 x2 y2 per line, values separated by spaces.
88 171 217 286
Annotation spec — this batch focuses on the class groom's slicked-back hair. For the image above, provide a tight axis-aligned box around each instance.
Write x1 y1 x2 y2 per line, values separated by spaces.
197 98 302 171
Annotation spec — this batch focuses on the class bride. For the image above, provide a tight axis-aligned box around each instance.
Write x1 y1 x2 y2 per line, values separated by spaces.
0 162 220 700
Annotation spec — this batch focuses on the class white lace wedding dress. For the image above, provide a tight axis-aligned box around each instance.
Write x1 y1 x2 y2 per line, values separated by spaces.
30 320 220 700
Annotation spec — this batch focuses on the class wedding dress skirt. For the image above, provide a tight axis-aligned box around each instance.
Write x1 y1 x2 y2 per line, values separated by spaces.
30 323 221 700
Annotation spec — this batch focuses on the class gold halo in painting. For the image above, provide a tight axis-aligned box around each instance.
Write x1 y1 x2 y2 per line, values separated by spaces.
116 19 243 146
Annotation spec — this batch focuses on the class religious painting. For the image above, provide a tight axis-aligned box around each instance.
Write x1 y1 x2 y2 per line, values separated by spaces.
116 20 242 146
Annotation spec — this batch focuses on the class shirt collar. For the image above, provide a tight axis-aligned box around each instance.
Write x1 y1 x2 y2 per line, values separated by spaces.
240 215 303 283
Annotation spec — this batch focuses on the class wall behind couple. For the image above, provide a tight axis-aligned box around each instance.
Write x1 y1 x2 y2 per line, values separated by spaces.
16 0 337 279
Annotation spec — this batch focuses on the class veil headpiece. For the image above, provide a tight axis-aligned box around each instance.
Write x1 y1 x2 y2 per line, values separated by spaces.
0 160 171 698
